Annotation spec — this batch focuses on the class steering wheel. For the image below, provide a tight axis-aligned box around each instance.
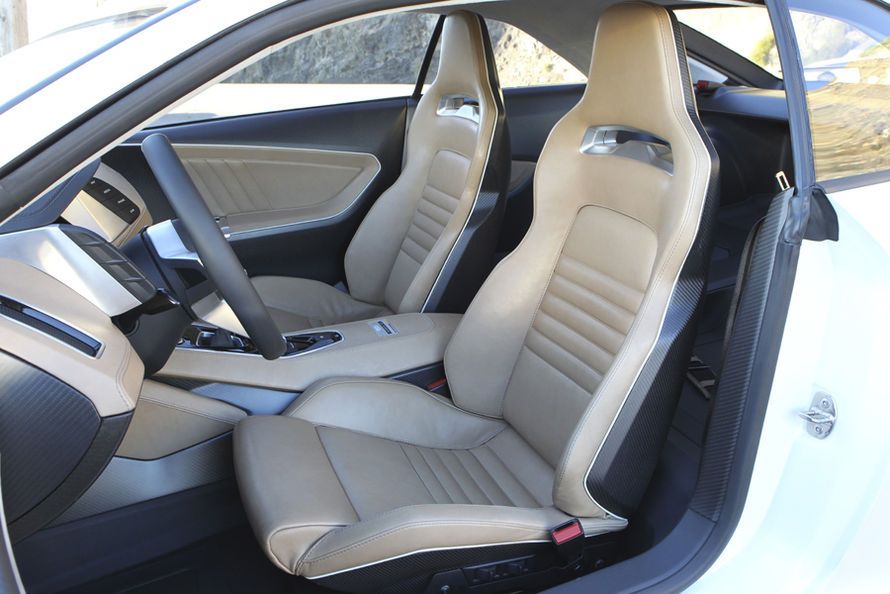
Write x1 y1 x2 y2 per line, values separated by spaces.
141 133 287 360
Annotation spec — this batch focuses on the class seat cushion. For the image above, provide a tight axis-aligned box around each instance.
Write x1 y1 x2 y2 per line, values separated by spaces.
234 378 626 578
251 276 390 333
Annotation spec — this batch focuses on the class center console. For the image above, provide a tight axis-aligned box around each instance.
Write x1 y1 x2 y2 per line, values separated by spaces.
158 312 461 392
178 326 343 357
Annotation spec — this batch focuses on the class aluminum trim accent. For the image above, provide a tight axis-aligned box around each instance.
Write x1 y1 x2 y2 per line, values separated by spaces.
0 226 141 316
144 218 202 265
436 95 481 123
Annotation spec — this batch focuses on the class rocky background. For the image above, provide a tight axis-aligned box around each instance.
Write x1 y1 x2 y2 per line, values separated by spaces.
227 14 584 88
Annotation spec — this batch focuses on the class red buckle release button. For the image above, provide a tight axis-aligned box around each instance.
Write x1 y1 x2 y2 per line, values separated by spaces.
427 378 447 391
550 519 583 546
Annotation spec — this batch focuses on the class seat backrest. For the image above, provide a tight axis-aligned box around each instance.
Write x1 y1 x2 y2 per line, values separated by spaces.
343 12 507 314
445 2 718 520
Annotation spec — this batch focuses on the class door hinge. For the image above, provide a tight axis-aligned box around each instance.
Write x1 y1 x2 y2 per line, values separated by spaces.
798 393 836 439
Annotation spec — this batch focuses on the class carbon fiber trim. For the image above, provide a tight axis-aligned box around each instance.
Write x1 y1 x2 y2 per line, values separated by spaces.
53 434 233 524
585 11 720 518
0 351 100 523
690 188 790 520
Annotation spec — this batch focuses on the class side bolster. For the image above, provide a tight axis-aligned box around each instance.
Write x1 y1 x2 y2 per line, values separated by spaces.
285 376 506 449
233 416 358 573
300 504 569 578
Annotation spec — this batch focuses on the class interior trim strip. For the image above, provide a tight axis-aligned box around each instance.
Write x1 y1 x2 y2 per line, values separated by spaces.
0 295 103 357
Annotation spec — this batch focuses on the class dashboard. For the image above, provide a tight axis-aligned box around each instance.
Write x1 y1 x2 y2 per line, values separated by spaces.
61 163 153 247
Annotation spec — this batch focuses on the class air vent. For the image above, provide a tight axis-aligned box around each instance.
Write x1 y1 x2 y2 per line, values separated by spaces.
0 296 102 357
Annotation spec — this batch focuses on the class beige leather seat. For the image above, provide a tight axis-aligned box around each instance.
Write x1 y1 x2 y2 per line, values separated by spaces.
235 3 717 591
252 12 508 333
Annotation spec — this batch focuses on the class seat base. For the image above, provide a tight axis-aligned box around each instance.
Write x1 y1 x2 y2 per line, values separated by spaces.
251 276 390 333
234 377 627 583
314 535 621 594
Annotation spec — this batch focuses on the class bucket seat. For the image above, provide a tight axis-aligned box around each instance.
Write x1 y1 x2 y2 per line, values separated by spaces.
234 3 717 591
251 11 509 332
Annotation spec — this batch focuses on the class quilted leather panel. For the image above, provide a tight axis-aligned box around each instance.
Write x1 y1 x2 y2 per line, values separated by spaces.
503 206 657 466
317 425 553 520
384 149 469 309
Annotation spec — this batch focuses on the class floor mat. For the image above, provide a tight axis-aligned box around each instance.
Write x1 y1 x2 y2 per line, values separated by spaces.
62 528 335 594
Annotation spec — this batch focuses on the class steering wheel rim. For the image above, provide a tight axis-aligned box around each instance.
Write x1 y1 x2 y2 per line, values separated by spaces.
141 133 287 360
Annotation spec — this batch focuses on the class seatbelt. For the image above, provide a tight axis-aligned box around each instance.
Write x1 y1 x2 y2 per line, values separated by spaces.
404 16 445 169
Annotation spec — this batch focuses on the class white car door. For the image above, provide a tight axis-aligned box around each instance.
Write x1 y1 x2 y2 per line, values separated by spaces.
694 0 890 591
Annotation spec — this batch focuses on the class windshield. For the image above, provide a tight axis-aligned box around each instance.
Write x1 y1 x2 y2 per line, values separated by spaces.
0 1 177 112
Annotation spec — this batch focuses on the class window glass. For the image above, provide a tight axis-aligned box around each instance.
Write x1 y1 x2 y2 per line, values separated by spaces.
688 56 728 84
157 13 438 126
789 1 890 181
485 20 586 88
676 7 781 77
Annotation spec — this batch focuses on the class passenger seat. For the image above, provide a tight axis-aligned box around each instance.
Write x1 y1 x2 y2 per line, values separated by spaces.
252 12 510 332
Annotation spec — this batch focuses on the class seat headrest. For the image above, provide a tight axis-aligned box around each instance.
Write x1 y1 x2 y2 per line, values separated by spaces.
428 11 496 99
578 2 696 147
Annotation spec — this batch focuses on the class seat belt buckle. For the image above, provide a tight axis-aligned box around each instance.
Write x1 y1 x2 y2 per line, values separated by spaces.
550 519 584 565
426 377 447 392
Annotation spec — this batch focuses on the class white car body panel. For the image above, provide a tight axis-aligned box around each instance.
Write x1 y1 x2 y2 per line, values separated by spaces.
690 180 890 593
0 0 283 169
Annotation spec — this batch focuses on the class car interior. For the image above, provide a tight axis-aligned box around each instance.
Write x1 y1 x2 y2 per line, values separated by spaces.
0 1 800 593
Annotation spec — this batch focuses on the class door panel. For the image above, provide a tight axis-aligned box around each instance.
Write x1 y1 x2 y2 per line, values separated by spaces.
110 97 408 281
173 144 380 236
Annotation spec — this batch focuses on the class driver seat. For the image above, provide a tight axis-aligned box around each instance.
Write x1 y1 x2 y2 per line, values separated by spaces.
251 12 509 333
234 3 717 591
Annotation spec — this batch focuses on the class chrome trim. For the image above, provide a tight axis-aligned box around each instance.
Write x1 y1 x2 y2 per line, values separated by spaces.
580 125 673 175
173 327 345 359
0 226 141 316
436 94 481 123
